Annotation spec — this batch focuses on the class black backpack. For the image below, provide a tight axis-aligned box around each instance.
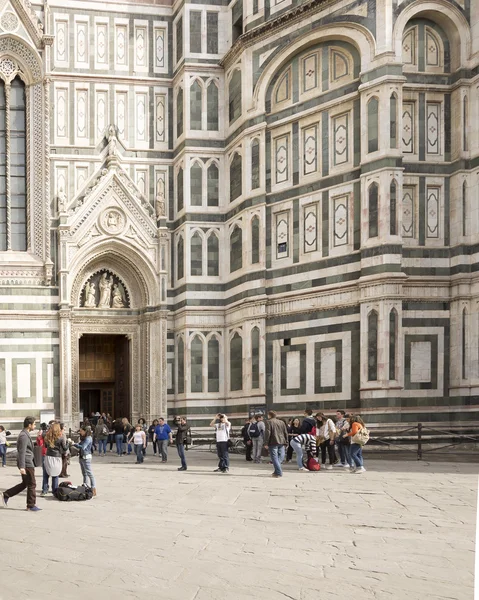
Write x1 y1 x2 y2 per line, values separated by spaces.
56 483 93 502
249 422 261 438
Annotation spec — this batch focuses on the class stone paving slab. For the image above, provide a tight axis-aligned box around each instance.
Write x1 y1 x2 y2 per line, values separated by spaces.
0 449 476 600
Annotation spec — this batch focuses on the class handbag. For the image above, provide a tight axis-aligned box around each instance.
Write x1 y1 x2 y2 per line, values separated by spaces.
351 427 370 446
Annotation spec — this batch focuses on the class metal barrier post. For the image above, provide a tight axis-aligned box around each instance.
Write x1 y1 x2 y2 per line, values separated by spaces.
417 422 422 460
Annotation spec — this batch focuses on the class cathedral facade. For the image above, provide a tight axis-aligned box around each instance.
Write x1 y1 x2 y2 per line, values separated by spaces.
0 0 478 431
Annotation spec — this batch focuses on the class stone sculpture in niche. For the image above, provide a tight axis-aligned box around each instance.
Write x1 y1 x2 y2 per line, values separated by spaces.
81 270 130 309
58 187 67 213
98 272 113 308
84 282 96 307
112 283 125 308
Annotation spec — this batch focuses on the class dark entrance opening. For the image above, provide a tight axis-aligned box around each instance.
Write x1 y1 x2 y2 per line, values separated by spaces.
79 334 130 420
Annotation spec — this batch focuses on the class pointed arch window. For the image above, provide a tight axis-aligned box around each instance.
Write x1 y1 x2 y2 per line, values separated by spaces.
389 309 397 381
190 162 203 206
251 327 260 389
462 181 467 237
0 76 27 251
190 335 204 393
390 180 397 236
230 332 243 391
177 235 184 280
208 335 220 392
368 182 379 238
368 310 378 381
207 82 219 131
367 97 379 153
390 93 397 149
229 70 241 123
230 152 242 202
176 167 184 212
190 80 202 131
463 96 468 152
190 231 203 276
462 308 467 380
176 87 183 138
207 163 219 207
207 232 219 276
177 336 185 394
251 138 260 190
230 225 242 273
251 216 260 264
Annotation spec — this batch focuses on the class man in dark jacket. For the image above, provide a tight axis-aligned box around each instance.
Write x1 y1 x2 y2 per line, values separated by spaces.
299 409 316 434
263 411 289 478
2 416 41 511
175 417 188 471
241 418 253 461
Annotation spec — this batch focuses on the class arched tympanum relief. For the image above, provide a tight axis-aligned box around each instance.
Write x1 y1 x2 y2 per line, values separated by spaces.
80 269 130 309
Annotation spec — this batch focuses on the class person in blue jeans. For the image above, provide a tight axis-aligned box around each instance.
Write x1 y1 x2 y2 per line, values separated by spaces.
0 426 7 467
113 418 124 456
73 426 97 496
263 411 289 477
175 417 188 471
153 418 173 462
128 424 146 464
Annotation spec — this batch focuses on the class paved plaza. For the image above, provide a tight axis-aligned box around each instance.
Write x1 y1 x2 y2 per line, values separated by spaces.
0 449 476 600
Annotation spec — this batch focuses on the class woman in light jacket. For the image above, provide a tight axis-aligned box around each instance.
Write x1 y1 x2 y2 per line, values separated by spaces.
315 413 337 470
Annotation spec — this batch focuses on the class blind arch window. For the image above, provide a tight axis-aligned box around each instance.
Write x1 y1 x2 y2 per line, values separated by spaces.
0 76 27 251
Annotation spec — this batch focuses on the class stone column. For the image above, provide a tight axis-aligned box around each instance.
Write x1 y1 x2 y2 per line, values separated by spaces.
59 309 73 427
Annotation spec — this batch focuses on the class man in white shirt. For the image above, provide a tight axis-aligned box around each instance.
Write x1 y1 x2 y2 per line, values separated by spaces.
209 413 231 473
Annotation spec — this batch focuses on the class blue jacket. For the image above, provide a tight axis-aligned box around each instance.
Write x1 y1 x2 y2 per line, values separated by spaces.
154 424 172 441
74 435 93 459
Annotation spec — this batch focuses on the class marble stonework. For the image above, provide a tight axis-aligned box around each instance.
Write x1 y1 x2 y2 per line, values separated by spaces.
0 0 478 431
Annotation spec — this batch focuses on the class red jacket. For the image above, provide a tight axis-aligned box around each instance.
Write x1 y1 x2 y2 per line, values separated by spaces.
36 433 47 456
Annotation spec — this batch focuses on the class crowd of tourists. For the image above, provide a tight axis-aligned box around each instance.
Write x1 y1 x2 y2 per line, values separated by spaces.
0 409 368 510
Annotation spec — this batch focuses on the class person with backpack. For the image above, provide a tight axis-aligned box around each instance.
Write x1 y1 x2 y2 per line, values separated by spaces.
94 418 109 457
249 414 265 463
335 410 352 468
240 417 253 461
148 419 159 456
345 415 368 473
210 413 231 473
73 426 97 496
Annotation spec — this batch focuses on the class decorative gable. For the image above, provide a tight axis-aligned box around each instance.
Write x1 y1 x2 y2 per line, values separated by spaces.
0 0 47 49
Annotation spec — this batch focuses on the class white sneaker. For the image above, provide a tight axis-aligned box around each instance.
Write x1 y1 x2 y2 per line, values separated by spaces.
321 464 326 469
325 465 333 470
298 467 308 471
354 466 366 474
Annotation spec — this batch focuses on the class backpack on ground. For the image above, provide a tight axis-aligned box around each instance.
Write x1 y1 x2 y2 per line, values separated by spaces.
351 426 370 446
248 422 261 438
306 456 320 471
56 483 93 501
